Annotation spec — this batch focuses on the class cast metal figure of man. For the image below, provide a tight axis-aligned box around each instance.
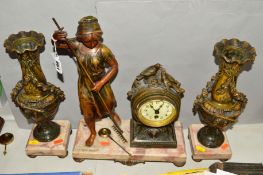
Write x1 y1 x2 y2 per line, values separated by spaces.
52 16 121 146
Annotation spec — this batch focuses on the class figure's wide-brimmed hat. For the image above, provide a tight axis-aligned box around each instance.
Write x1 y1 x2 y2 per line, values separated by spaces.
76 16 102 37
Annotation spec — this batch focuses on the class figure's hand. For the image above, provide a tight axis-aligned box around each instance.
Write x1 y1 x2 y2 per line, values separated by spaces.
53 30 67 41
91 81 104 93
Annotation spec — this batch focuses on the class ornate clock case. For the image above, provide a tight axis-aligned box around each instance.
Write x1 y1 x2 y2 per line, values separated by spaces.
127 63 184 148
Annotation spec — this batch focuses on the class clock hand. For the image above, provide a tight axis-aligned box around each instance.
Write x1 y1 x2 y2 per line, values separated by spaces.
150 103 159 115
153 101 165 117
150 101 163 114
149 103 155 110
157 101 164 110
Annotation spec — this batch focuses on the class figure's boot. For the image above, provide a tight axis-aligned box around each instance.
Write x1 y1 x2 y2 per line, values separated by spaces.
84 117 96 146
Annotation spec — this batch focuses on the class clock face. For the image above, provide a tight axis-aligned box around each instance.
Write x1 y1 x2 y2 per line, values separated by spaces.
137 99 177 127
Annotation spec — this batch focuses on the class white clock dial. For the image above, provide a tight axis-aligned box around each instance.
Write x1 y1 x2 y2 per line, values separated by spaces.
139 99 176 122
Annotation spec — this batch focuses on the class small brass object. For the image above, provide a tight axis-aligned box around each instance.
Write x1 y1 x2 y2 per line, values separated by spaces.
0 132 14 155
98 128 131 156
4 31 65 142
128 63 184 148
193 38 256 148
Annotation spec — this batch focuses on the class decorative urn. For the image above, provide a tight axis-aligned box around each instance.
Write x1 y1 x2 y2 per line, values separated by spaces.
193 38 256 148
4 31 65 142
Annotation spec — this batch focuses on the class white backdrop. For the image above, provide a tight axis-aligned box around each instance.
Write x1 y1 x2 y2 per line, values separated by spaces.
0 0 263 129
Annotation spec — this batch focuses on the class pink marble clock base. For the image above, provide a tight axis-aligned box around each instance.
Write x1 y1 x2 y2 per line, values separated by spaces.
188 124 232 162
26 120 71 158
72 119 186 166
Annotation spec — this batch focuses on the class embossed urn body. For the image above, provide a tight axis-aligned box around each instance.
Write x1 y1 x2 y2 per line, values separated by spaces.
4 31 65 142
193 39 256 148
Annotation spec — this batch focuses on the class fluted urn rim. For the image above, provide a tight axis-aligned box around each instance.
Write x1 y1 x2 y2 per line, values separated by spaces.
213 38 256 64
4 31 45 54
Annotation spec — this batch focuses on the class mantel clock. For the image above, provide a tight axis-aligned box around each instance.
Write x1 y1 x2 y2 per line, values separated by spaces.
127 63 184 148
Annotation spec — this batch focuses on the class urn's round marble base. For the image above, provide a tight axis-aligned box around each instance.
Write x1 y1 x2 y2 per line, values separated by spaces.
197 126 224 148
33 120 60 142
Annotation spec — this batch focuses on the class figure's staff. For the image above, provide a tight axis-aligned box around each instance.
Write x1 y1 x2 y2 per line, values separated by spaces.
52 18 126 138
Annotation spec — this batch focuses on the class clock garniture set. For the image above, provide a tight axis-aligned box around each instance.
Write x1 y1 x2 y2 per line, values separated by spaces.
2 15 257 165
